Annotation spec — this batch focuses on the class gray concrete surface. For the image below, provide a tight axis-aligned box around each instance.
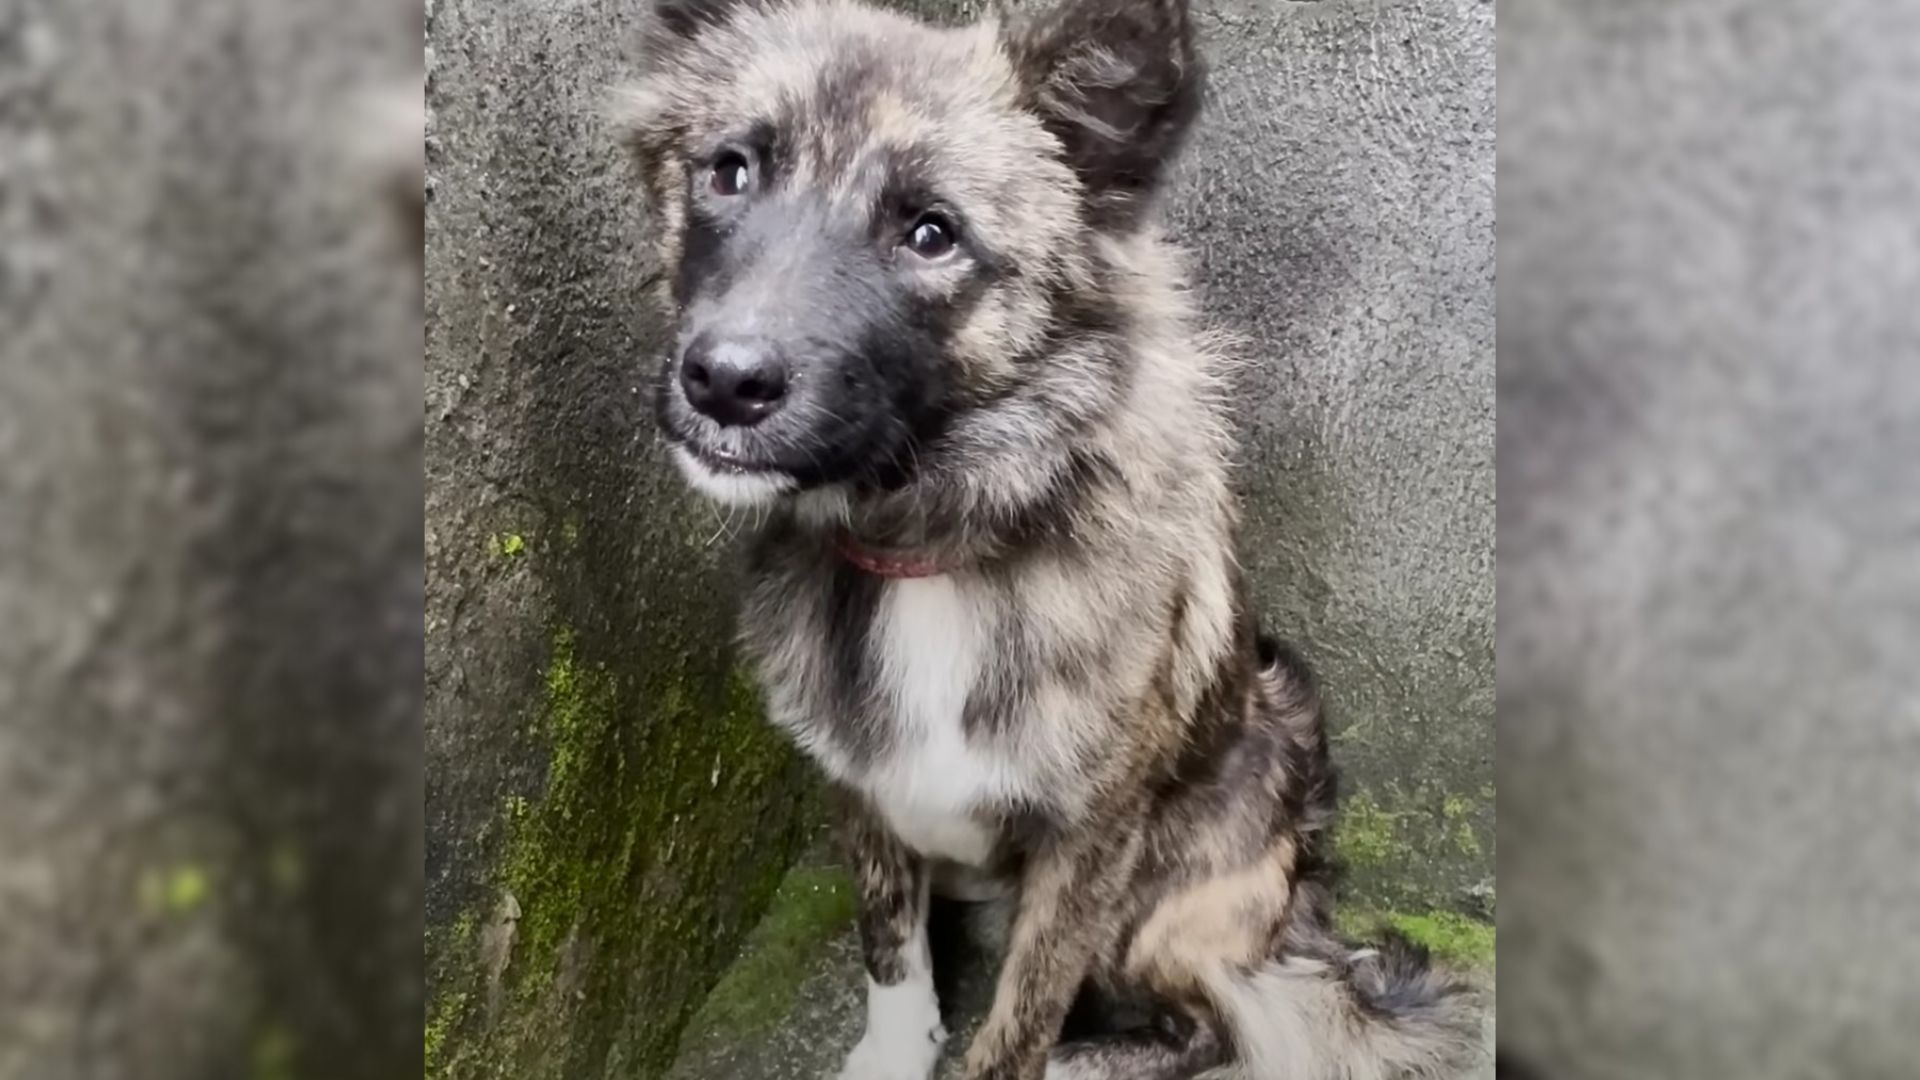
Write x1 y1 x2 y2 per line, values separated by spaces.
1172 0 1496 913
0 2 421 1078
1501 2 1920 1077
422 0 1491 1075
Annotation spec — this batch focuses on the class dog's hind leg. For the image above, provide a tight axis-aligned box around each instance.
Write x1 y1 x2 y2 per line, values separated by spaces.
1110 837 1295 1080
961 805 1149 1080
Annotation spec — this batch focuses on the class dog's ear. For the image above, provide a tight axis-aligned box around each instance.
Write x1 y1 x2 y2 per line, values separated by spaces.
644 0 760 55
620 0 763 180
1008 0 1203 230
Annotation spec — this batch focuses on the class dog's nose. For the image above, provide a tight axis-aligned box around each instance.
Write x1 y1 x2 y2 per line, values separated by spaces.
678 335 789 427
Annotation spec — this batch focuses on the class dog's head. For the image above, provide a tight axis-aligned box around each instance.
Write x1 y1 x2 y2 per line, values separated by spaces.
617 0 1201 515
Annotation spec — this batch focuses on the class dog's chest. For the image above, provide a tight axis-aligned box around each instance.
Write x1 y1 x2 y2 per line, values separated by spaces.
848 576 1019 866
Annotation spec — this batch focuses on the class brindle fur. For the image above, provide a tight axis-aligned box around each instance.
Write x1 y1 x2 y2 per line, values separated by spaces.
615 1 1483 1077
842 788 934 987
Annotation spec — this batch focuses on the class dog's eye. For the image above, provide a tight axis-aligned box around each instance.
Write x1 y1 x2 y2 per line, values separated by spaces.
709 151 752 196
903 213 957 260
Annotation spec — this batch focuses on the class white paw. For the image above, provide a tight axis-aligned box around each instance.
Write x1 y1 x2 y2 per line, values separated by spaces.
835 1021 946 1080
840 945 943 1080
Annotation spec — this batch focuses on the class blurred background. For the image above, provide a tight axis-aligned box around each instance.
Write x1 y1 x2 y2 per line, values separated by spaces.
1500 1 1920 1076
0 1 421 1078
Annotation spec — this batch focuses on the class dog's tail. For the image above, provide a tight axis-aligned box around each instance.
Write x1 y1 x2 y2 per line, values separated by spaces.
1200 636 1485 1079
1199 926 1486 1080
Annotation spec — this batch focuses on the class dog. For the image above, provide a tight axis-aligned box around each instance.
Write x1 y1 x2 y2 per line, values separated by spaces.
615 0 1483 1076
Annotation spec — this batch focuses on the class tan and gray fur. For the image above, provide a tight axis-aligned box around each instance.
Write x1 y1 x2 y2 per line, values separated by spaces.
614 0 1482 1077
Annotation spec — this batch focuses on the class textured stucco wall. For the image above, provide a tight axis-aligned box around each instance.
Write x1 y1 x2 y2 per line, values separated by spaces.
1 2 421 1078
1173 0 1496 914
1501 2 1920 1076
423 0 1492 1075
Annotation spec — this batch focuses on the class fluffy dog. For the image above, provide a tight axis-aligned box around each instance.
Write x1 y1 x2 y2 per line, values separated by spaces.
616 0 1483 1076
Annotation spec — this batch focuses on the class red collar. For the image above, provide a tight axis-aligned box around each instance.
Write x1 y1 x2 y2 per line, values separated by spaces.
834 532 958 578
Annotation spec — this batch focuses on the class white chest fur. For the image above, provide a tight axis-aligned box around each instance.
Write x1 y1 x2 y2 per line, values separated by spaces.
854 575 1017 867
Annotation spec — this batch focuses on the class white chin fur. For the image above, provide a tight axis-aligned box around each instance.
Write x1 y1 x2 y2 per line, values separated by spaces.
671 445 796 507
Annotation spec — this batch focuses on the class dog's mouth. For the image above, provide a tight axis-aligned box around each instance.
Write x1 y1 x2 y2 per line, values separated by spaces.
680 439 780 476
667 438 801 508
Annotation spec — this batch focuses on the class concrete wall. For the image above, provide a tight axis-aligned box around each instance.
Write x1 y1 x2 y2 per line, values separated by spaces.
1174 0 1495 914
423 0 1492 1076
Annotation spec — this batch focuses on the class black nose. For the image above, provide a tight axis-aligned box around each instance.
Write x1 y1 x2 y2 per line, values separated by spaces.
678 334 790 427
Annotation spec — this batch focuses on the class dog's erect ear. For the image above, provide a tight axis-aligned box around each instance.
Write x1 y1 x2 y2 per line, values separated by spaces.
1008 0 1202 230
644 0 757 54
622 0 764 174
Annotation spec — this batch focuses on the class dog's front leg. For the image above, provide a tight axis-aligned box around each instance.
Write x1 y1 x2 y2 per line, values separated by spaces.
837 795 945 1080
961 810 1146 1080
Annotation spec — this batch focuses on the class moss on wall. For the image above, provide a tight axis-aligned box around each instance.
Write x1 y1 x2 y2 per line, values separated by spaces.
425 618 814 1080
1333 784 1495 914
1337 908 1496 970
675 865 858 1053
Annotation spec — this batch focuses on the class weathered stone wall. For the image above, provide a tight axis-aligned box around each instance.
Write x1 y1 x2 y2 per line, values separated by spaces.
424 0 1493 1076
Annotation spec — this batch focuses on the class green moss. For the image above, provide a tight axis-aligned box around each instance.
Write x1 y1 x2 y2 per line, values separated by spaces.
678 865 856 1047
1334 783 1492 913
267 843 305 895
424 991 466 1077
498 624 625 961
138 863 212 915
487 532 528 559
1388 912 1496 968
1337 908 1495 969
427 622 810 1080
252 1023 297 1080
1337 794 1493 965
169 866 209 911
1335 792 1408 871
1440 794 1483 858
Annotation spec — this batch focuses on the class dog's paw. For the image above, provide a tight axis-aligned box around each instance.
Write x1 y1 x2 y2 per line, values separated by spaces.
834 1021 946 1080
